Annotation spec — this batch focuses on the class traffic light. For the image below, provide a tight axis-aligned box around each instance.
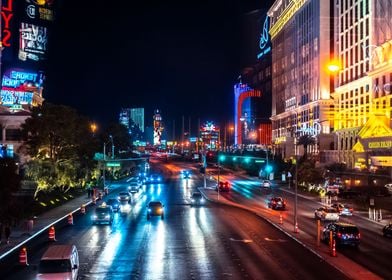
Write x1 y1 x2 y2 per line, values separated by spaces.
218 154 226 162
232 156 237 162
244 157 251 164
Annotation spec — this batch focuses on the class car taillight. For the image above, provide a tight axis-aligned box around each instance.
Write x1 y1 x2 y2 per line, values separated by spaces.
357 233 361 239
225 182 228 187
337 233 342 238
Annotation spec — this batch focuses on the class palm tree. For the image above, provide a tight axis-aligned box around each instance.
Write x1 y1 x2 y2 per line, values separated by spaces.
297 134 316 159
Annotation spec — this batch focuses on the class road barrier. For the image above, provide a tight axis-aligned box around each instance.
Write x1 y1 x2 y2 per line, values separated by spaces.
48 226 56 241
67 213 73 225
18 247 28 266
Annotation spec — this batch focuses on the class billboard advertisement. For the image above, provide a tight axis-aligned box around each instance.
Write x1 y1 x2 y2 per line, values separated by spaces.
0 68 44 106
24 0 55 23
19 22 48 61
1 0 16 61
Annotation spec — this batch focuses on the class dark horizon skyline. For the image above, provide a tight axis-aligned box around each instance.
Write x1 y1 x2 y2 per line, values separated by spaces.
44 0 274 128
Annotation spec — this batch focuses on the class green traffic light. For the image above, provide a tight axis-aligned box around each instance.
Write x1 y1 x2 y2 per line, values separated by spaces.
265 165 273 172
218 155 226 161
233 157 237 161
244 157 251 164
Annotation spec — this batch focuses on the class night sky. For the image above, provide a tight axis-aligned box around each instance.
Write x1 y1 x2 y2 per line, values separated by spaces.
45 0 274 130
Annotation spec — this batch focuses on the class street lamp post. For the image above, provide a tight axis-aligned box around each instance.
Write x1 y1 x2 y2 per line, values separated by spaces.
102 135 114 189
294 141 299 233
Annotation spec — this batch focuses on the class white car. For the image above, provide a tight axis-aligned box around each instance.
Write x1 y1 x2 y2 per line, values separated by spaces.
118 192 131 202
314 207 340 221
385 184 392 194
128 181 141 193
261 180 272 189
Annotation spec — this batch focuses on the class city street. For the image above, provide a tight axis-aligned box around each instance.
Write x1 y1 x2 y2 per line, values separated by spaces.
0 165 347 280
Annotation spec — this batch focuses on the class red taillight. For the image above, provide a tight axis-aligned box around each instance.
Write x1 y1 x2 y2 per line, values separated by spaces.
337 233 342 238
225 182 229 187
358 233 361 239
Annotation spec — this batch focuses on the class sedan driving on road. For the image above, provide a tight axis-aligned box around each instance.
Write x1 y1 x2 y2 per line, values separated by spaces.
147 201 164 220
92 204 114 225
106 198 120 212
267 197 286 210
118 191 131 203
383 224 392 237
190 192 205 206
261 180 272 189
314 207 340 221
216 181 230 192
331 203 353 216
145 173 162 184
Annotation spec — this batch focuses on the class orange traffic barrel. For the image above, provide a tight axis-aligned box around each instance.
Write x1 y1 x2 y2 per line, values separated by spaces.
19 247 29 266
48 226 56 241
67 213 73 225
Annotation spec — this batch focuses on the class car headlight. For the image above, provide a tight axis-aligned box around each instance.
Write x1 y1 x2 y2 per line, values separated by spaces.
105 215 110 218
148 209 151 212
191 199 195 202
92 215 97 220
200 198 204 202
117 196 121 200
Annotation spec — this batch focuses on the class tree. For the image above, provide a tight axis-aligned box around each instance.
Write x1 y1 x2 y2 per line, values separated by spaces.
297 134 316 159
0 157 21 220
103 123 132 157
20 103 99 195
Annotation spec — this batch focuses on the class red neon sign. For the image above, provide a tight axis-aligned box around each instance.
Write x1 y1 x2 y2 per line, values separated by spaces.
1 0 14 47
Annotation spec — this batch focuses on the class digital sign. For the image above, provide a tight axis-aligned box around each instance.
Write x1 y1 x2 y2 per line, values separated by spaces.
25 0 55 22
19 23 48 61
0 68 44 106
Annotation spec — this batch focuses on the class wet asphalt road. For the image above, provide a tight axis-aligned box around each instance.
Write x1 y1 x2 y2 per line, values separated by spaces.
1 167 348 280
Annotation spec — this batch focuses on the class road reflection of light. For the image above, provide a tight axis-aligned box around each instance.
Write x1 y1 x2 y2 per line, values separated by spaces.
90 230 123 276
147 221 165 276
231 181 254 199
157 184 162 195
188 207 209 271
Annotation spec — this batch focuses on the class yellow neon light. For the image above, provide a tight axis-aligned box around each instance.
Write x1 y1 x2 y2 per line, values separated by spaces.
269 0 308 39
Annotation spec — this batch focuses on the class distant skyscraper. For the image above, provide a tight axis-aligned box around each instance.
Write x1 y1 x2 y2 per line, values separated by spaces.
119 108 145 141
130 108 145 132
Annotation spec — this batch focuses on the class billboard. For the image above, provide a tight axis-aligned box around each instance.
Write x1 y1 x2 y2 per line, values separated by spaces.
0 68 44 106
1 0 16 61
19 23 48 61
24 0 55 22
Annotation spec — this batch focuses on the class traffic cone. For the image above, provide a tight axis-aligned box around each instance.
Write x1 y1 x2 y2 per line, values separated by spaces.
67 213 73 225
80 204 86 214
19 247 29 266
294 222 299 233
279 213 283 225
331 239 337 257
48 226 56 241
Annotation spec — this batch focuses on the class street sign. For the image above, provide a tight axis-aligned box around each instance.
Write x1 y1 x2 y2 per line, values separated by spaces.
255 159 265 163
106 162 121 167
287 172 292 178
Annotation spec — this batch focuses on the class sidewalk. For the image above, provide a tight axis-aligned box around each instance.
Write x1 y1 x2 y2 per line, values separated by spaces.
198 187 382 280
0 181 125 261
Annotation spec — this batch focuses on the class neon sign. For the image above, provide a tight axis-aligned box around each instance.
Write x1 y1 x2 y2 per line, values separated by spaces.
257 16 271 59
1 0 14 47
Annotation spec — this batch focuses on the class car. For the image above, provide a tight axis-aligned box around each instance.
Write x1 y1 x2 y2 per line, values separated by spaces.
331 203 353 216
128 181 141 193
145 173 162 184
106 198 120 212
92 203 114 224
261 180 272 189
314 207 340 221
322 222 360 247
382 224 392 237
118 191 131 203
216 181 230 192
190 192 205 206
267 197 286 210
181 170 191 179
147 201 164 220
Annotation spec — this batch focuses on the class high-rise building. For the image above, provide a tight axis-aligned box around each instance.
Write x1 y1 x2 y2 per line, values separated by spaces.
268 0 334 159
0 0 56 160
235 10 272 146
119 108 145 141
130 108 144 133
153 109 164 146
325 0 392 170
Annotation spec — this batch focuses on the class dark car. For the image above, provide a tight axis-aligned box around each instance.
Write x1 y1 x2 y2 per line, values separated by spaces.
106 198 120 212
216 181 230 192
322 222 360 247
190 192 205 206
181 170 191 179
92 204 114 225
147 201 164 220
267 197 286 210
383 224 392 237
145 173 162 184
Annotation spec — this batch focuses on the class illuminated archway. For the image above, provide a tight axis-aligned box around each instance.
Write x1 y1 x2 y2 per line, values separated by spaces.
234 83 261 145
